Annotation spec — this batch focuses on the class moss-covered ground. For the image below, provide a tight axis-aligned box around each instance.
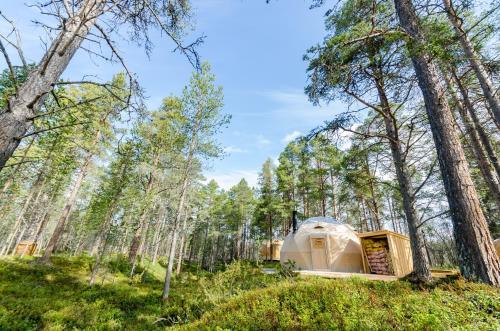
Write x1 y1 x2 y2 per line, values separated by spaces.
0 256 498 330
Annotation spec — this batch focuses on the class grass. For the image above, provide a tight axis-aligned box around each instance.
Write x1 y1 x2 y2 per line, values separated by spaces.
0 255 498 330
0 255 282 330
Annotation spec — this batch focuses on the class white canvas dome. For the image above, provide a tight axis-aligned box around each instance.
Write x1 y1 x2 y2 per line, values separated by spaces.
280 217 364 272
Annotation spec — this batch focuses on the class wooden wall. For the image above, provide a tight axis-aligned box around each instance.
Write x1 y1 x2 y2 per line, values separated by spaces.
387 234 413 277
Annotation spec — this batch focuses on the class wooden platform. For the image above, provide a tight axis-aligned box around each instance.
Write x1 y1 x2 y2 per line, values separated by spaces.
430 269 459 278
297 269 459 281
298 270 398 281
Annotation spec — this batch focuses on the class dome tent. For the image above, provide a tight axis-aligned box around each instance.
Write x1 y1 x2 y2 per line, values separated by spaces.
280 216 364 272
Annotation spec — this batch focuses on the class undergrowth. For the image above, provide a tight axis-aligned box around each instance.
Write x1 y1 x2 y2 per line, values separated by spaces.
0 255 498 330
179 276 500 330
0 255 281 330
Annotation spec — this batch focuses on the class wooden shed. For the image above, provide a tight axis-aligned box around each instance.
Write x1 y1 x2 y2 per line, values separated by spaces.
259 240 283 261
358 230 413 277
15 241 37 256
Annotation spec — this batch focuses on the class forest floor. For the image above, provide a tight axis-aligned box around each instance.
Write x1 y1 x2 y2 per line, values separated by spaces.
0 256 498 330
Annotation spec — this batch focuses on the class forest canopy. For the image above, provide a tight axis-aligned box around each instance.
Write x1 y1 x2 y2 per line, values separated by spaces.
0 0 499 328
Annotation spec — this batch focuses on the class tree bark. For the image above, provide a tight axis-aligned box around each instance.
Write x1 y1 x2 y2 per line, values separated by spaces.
371 64 432 281
442 0 500 126
0 0 105 169
393 0 500 285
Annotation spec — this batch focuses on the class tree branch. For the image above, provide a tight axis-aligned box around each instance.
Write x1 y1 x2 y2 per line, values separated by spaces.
16 121 91 140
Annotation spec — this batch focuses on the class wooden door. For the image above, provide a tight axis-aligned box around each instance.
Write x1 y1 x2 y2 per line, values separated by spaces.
310 237 328 270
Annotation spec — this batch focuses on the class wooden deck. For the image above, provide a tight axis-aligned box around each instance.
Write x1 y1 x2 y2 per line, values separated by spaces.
298 270 398 281
297 269 459 281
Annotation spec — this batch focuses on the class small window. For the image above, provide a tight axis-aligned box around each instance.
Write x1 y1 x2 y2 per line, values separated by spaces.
314 225 324 229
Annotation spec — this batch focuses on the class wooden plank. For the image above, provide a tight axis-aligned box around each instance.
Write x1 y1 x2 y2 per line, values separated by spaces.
430 269 459 278
360 239 369 274
387 234 399 276
388 233 413 277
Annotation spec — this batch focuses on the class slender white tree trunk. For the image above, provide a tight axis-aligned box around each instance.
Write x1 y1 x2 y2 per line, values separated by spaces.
175 216 188 274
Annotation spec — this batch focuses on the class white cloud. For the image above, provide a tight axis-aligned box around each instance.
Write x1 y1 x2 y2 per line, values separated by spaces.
204 170 259 190
282 130 302 144
223 146 247 153
257 134 271 146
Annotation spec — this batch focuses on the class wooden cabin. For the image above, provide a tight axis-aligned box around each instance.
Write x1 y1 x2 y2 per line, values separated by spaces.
15 241 37 256
260 239 283 261
358 230 413 277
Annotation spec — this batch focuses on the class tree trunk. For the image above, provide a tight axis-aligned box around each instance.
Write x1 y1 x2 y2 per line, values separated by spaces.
176 216 187 274
394 0 500 285
0 0 105 169
209 231 218 272
267 214 272 261
89 208 115 286
163 162 193 299
28 202 52 254
40 152 93 262
129 153 159 265
364 156 381 230
329 171 338 219
163 103 204 299
162 225 178 299
235 219 243 260
151 210 166 264
442 0 500 126
372 66 432 281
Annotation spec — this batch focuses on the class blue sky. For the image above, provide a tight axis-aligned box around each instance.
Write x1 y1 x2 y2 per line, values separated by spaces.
1 0 348 189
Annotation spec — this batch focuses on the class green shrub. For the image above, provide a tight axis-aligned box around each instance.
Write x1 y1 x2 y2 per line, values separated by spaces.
179 277 500 330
